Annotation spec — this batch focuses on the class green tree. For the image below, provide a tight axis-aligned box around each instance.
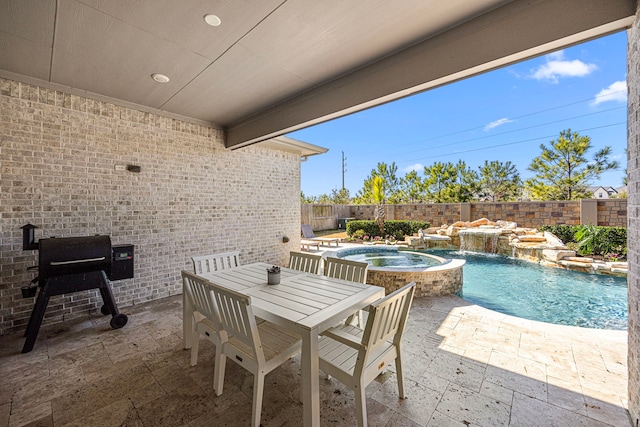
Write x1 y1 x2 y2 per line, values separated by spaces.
423 160 479 202
300 191 316 203
329 187 351 204
354 162 400 203
397 170 426 203
525 129 619 200
478 160 522 201
444 160 480 202
423 162 457 203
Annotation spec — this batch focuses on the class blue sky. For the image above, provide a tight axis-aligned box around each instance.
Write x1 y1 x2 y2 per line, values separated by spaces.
289 31 628 198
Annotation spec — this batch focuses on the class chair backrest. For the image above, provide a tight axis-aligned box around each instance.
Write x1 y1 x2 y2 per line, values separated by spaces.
358 282 416 370
192 251 241 274
181 270 221 329
208 281 264 364
301 224 317 239
324 257 368 284
289 251 322 274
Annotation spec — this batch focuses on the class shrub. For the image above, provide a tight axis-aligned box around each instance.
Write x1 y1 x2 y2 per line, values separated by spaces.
574 224 627 257
346 220 429 239
540 224 627 257
352 229 365 239
538 224 581 244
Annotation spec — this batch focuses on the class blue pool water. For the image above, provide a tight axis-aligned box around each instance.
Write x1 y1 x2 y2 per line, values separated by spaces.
424 250 628 330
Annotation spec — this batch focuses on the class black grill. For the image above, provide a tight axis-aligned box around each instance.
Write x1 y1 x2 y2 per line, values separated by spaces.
38 235 112 283
22 235 132 353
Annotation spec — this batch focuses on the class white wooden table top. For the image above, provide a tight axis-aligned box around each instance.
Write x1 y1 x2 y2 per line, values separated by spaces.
199 262 385 332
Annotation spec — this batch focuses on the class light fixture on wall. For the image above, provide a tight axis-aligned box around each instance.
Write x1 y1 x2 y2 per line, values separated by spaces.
204 14 221 26
151 73 170 83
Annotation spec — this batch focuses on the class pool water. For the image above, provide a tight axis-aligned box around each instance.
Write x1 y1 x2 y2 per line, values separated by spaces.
341 251 442 269
424 250 628 330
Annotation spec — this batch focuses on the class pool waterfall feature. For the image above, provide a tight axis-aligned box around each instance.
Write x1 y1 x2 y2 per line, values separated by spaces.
459 228 502 254
330 246 465 297
410 219 627 277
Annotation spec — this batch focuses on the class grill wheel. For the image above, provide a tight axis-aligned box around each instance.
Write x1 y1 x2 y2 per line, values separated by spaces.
110 313 128 329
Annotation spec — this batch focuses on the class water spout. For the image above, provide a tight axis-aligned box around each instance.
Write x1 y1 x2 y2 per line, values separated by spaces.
458 228 501 254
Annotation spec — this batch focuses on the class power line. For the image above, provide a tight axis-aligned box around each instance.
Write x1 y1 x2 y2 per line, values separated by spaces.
393 105 625 159
396 89 626 148
408 122 626 162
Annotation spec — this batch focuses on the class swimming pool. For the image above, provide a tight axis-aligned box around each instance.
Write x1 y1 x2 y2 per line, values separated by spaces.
425 249 628 330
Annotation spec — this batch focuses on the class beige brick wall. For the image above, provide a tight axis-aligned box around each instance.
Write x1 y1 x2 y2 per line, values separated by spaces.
627 7 640 424
337 200 625 229
0 77 301 335
597 199 627 226
471 201 582 228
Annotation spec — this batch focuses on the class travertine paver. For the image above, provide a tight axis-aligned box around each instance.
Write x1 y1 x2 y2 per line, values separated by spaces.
0 294 630 426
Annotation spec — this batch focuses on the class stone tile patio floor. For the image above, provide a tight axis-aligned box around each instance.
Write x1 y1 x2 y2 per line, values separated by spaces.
0 294 630 427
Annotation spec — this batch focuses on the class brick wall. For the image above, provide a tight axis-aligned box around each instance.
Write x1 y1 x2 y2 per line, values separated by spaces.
471 201 583 228
0 77 301 335
627 6 640 424
329 200 625 230
597 199 628 226
350 204 461 226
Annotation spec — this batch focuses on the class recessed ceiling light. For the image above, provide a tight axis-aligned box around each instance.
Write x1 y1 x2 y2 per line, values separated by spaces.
151 73 170 83
204 14 221 27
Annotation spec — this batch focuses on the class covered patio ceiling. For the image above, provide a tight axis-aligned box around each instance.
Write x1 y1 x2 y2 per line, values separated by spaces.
0 0 635 148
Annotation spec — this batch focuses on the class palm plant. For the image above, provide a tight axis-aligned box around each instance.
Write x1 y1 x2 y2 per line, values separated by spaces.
372 176 385 236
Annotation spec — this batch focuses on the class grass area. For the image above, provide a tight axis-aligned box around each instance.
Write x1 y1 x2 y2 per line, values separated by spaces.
315 229 348 239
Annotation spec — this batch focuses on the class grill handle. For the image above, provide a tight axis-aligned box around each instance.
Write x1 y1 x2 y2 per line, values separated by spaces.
50 257 106 266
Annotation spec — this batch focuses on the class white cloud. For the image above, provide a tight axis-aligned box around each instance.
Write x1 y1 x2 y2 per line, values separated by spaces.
484 118 513 131
403 163 423 173
530 50 597 83
591 80 627 106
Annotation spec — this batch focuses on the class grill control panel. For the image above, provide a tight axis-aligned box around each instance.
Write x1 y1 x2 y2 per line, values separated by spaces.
110 245 134 280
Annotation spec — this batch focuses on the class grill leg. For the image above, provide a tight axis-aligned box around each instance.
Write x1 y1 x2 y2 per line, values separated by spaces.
98 272 119 316
98 271 128 329
22 287 50 353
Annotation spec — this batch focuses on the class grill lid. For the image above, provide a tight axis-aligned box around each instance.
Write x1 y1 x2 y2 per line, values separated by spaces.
38 236 112 280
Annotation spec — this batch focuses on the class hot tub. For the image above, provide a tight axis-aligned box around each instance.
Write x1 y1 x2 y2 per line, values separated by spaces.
329 246 465 297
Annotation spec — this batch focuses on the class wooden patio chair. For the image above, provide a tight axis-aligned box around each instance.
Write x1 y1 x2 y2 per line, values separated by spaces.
288 251 323 274
209 282 302 427
324 257 368 283
181 270 227 392
191 250 240 274
324 257 369 327
318 282 416 427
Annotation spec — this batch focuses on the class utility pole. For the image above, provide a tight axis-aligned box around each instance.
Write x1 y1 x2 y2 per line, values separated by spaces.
342 151 347 190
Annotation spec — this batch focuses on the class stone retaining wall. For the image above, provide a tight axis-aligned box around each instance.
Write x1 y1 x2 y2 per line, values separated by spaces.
309 200 626 230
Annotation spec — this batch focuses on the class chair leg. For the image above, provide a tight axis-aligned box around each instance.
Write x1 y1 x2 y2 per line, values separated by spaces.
354 382 367 427
252 373 265 427
395 354 405 399
213 344 226 395
190 334 200 367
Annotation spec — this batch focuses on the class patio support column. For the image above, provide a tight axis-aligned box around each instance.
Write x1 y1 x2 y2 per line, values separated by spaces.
627 3 640 424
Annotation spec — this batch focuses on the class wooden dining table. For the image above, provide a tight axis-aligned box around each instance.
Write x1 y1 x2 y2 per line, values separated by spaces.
184 262 385 427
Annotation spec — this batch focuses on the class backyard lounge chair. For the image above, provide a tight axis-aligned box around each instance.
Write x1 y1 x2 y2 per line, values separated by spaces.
301 224 340 247
300 239 321 251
